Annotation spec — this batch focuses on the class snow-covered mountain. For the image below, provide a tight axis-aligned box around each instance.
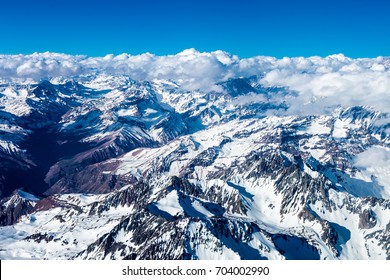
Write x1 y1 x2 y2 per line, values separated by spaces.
0 52 390 259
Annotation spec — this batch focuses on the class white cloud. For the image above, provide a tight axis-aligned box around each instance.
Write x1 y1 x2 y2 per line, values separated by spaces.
1 50 390 114
354 146 390 199
260 57 390 115
355 146 390 168
230 92 267 106
0 52 84 81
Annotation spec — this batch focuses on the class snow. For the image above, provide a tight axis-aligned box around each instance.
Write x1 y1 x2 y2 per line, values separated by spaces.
0 123 26 134
17 190 40 201
241 178 286 228
0 207 62 254
56 193 105 206
333 119 349 138
310 189 389 260
117 107 138 117
0 98 31 116
187 222 241 260
143 108 158 116
2 87 19 97
309 149 327 160
333 117 363 139
303 163 320 178
190 200 213 217
154 190 182 217
0 140 20 153
0 185 139 260
306 118 332 135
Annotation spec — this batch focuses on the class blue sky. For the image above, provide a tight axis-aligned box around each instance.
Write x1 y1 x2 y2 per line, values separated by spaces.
1 0 389 58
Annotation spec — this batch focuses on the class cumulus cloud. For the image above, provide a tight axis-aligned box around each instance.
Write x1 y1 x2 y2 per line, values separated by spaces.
0 52 84 80
0 49 237 90
1 50 390 114
355 146 390 168
259 55 390 115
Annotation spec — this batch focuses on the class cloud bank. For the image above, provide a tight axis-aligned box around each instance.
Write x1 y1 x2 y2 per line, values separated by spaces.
1 49 390 113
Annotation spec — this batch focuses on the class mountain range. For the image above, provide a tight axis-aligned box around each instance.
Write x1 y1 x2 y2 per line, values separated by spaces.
0 52 389 259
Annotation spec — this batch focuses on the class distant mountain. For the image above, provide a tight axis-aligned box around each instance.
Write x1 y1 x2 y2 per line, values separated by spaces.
0 72 389 260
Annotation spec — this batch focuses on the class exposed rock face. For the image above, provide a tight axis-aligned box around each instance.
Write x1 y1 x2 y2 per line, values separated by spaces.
0 190 40 226
359 209 377 229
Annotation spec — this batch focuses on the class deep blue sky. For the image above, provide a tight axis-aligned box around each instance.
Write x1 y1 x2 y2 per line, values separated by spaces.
1 0 389 58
